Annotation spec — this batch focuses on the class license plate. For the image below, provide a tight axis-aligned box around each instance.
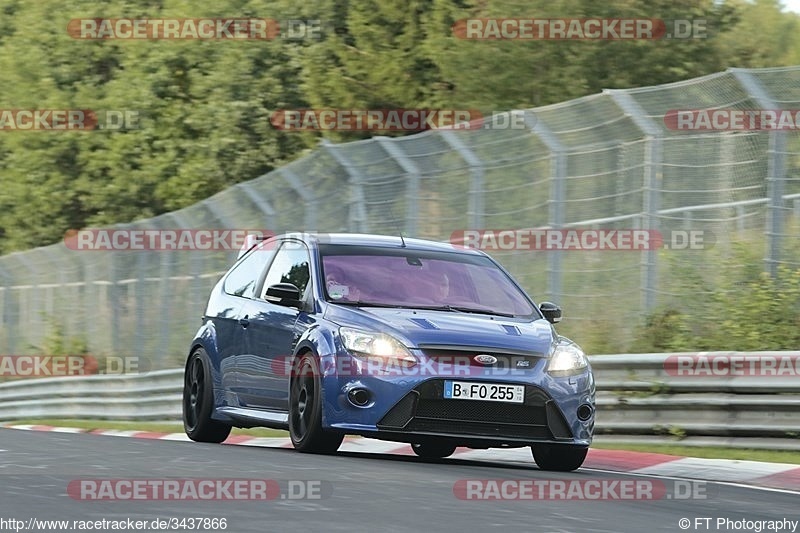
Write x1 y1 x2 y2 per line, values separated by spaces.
443 380 525 403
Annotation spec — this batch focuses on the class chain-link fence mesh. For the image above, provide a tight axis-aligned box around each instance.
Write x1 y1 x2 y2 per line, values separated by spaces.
0 66 798 368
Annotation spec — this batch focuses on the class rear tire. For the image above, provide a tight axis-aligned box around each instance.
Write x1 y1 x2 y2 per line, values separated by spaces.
531 444 588 471
183 348 231 443
289 353 344 453
411 442 457 459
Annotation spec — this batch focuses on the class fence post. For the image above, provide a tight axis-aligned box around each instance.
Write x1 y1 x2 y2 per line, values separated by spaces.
280 167 318 230
236 180 277 228
524 111 566 302
439 130 486 230
720 133 739 235
135 243 148 360
109 251 120 357
323 140 368 233
0 264 12 353
201 196 240 228
641 138 663 313
765 133 787 278
730 68 785 278
15 253 52 353
606 89 663 314
376 137 421 237
156 213 183 367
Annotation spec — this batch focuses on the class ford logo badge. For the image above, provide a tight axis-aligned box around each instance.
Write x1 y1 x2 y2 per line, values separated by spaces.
474 354 498 366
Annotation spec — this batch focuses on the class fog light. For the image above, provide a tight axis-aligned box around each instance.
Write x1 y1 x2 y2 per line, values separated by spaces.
347 388 370 407
577 404 593 421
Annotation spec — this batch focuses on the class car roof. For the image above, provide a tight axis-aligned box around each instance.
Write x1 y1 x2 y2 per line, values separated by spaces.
274 232 485 255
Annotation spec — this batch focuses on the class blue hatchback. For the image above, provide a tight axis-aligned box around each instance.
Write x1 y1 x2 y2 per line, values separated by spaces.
183 233 595 471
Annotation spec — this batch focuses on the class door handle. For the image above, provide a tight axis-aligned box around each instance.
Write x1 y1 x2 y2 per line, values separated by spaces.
238 316 250 328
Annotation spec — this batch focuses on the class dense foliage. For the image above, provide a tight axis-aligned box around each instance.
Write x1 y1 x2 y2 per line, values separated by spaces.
0 0 798 253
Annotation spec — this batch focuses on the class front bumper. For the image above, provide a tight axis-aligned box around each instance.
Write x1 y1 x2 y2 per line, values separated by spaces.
322 352 595 447
376 380 574 443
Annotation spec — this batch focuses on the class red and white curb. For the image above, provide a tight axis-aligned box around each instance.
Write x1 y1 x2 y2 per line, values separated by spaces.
3 423 798 491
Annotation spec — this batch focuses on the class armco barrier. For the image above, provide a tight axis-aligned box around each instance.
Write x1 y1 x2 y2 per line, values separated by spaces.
0 353 798 449
590 352 800 449
0 369 182 420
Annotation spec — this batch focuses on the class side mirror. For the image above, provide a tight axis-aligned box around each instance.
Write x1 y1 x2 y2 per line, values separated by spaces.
265 283 302 308
539 301 562 324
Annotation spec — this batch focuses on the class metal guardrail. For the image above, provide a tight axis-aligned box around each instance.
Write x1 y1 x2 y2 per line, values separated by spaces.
590 353 800 449
1 353 798 449
0 369 182 420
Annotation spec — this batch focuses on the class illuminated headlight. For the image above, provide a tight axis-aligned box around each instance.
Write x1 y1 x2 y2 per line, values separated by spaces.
339 327 416 365
546 341 588 377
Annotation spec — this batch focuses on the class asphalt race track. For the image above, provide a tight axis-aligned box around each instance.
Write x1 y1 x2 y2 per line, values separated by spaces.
0 429 797 533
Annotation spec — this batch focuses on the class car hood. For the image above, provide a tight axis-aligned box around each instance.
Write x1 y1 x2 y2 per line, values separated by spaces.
323 305 556 355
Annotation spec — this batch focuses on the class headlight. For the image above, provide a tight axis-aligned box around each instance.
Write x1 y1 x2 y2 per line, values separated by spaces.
546 340 588 377
339 327 416 365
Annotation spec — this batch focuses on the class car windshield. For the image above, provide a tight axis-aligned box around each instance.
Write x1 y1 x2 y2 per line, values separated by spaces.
319 244 537 318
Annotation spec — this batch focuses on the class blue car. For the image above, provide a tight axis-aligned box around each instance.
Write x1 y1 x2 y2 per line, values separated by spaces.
183 233 595 471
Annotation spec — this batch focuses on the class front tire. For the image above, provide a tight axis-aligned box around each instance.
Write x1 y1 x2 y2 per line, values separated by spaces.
289 353 344 453
183 348 231 443
411 442 457 459
531 444 588 471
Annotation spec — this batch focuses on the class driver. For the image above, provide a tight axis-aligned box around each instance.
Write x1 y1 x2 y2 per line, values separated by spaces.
431 271 450 302
324 264 361 301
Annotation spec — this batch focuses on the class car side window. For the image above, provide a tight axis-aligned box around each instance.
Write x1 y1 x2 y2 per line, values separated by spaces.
223 245 274 298
261 242 311 299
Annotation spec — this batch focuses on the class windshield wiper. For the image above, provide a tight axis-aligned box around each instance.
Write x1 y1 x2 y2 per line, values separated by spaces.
329 301 516 318
416 305 516 318
328 300 410 309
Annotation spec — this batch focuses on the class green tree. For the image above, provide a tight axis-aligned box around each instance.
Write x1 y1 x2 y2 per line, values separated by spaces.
0 0 798 254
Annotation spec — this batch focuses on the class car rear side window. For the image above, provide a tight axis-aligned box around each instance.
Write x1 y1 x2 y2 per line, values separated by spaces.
223 244 274 298
261 242 311 297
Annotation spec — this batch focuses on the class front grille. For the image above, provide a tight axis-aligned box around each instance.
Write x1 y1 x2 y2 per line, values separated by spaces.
379 392 417 427
408 419 551 440
416 399 537 425
377 379 572 441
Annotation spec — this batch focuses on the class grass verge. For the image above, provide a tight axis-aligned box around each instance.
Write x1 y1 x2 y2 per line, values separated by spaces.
591 442 800 465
